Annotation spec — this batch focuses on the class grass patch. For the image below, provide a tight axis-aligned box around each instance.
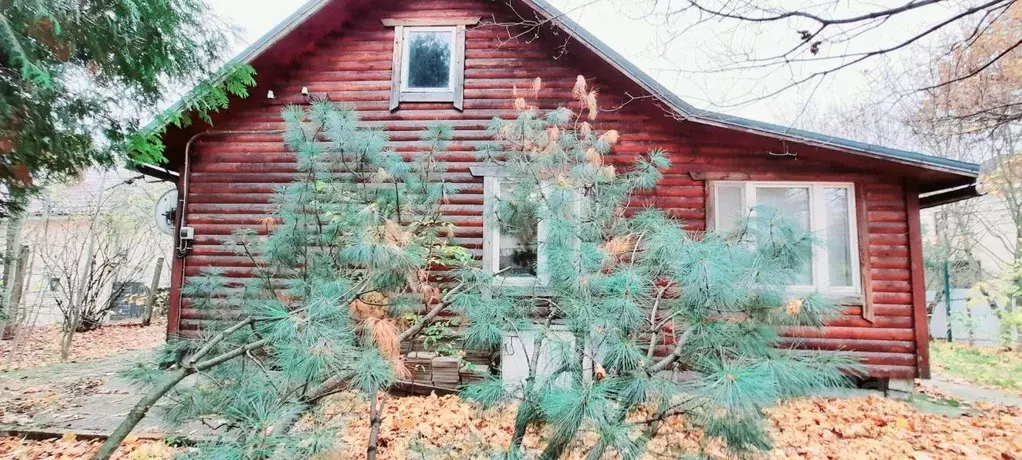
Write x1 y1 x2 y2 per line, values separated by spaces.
931 341 1022 391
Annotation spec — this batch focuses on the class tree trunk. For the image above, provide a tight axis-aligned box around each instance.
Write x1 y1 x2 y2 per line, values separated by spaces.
141 257 164 327
509 325 550 455
65 169 108 359
366 392 382 460
60 309 78 362
0 213 25 336
540 437 574 460
509 395 536 453
9 245 29 322
925 289 944 341
1 245 29 339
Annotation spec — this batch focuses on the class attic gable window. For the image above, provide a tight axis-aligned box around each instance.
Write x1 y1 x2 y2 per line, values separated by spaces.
383 17 479 111
403 28 454 91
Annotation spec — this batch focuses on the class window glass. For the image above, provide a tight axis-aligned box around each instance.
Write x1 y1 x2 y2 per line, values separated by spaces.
715 184 745 232
825 187 853 287
713 182 860 291
756 186 812 284
406 30 452 89
498 216 539 277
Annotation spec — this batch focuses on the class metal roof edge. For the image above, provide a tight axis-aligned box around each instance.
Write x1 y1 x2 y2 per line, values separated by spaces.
686 110 981 177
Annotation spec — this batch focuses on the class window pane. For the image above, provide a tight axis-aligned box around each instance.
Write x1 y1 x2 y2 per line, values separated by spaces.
756 187 812 284
406 31 451 89
825 187 854 287
498 215 539 277
716 185 745 232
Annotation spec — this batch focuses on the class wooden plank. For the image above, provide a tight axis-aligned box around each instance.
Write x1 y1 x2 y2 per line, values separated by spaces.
454 25 466 110
856 184 876 323
783 326 916 341
779 338 915 354
381 17 481 26
688 170 880 183
389 25 403 111
905 181 931 379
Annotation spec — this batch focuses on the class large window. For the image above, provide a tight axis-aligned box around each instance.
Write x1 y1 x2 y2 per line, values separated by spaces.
484 177 549 288
713 181 860 294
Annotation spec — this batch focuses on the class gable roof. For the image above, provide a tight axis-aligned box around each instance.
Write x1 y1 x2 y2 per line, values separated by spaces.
146 0 980 199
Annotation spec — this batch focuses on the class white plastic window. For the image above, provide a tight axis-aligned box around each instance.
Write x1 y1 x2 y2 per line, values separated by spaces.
714 181 861 293
485 177 550 288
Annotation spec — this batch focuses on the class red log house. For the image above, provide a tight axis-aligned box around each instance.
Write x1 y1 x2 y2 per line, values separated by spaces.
139 0 982 384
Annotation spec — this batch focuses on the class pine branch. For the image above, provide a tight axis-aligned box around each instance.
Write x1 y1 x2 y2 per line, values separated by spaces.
397 281 467 343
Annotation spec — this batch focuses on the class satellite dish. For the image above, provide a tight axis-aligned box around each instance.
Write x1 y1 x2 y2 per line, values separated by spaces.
154 189 178 235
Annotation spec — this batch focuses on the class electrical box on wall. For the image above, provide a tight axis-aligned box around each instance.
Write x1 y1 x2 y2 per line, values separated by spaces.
179 226 195 241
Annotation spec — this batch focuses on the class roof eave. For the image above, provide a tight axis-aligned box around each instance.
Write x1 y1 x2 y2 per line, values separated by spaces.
684 112 981 180
920 184 981 208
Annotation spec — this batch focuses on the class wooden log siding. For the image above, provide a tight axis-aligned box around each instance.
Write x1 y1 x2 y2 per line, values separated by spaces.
172 0 925 379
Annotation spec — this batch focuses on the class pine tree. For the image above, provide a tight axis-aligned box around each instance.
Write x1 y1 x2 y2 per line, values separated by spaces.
96 101 482 459
459 77 854 458
99 80 853 459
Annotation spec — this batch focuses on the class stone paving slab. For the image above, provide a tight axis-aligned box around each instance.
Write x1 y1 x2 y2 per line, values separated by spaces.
1 349 211 440
928 372 1022 406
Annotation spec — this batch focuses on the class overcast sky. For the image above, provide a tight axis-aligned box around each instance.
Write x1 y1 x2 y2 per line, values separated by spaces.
204 0 954 145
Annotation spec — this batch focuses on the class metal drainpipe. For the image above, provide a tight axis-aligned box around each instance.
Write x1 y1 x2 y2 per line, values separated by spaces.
174 129 285 330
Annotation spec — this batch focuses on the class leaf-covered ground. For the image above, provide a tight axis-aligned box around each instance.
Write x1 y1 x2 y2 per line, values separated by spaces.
0 320 166 371
311 390 1022 459
0 390 1019 459
0 434 177 460
931 341 1022 392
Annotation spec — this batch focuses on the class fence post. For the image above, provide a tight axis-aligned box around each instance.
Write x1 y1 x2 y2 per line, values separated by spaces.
943 260 953 342
142 257 164 327
9 245 29 320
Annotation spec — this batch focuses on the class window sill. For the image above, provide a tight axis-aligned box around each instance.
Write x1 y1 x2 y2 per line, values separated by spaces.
490 277 553 297
399 91 454 103
789 289 864 306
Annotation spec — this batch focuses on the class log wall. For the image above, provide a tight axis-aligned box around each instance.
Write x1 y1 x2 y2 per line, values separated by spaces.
169 0 926 379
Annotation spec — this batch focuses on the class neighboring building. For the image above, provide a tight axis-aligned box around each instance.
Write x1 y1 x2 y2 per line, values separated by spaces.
922 190 1017 282
921 176 1019 346
2 168 173 326
139 0 981 382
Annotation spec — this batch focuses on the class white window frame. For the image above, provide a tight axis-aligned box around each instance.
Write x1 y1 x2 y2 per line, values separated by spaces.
712 181 861 296
400 26 457 93
483 176 551 289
